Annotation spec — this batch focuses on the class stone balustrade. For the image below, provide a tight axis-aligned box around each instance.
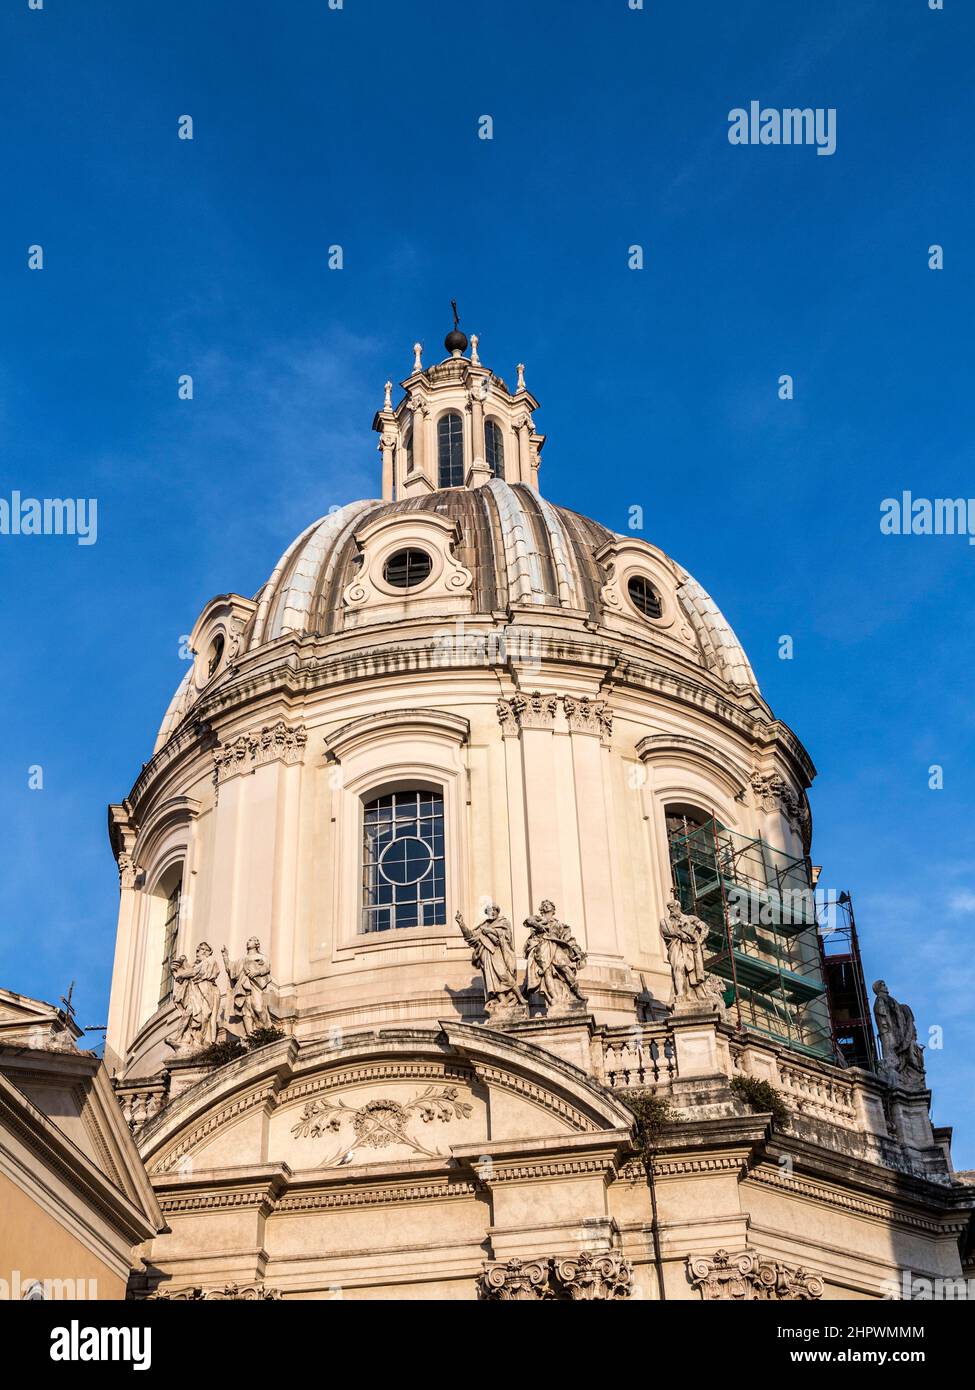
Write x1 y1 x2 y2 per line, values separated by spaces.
116 1079 168 1132
598 1024 678 1090
774 1058 858 1128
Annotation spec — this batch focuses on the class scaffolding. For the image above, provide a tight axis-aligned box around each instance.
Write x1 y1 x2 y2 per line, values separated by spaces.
817 889 878 1070
668 816 834 1060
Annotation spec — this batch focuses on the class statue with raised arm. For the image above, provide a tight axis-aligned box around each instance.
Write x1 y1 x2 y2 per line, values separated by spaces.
456 904 526 1020
222 937 273 1038
660 898 725 1014
873 980 926 1090
523 900 587 1014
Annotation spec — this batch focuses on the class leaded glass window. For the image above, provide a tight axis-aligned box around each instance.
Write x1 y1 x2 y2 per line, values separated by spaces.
362 790 446 933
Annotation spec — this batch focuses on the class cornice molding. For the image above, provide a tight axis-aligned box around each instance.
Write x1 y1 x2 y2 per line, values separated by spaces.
125 621 813 812
323 708 470 761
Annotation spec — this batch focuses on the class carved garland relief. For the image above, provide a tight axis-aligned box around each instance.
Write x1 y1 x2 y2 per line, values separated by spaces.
290 1085 473 1164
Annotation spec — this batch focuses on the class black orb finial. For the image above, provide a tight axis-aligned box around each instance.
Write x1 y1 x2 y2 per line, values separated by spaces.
445 299 468 356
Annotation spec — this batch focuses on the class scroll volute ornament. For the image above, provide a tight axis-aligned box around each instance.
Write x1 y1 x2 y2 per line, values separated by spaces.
687 1249 824 1301
478 1259 552 1301
552 1251 633 1301
595 538 687 638
341 511 473 618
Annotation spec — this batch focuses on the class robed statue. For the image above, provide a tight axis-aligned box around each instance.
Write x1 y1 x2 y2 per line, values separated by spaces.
523 900 587 1013
456 905 526 1019
222 937 273 1037
873 980 926 1090
165 941 222 1054
660 898 724 1013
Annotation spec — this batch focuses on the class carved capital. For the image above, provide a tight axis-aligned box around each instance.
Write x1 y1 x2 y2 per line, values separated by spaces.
750 771 811 845
496 692 613 741
552 1251 633 1300
687 1248 823 1301
479 1251 634 1301
212 721 307 787
478 1258 552 1301
148 1283 281 1301
117 852 138 890
562 694 613 740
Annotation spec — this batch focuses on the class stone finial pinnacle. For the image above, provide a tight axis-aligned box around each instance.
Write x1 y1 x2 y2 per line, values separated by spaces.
412 343 423 374
516 362 526 392
383 380 393 411
470 334 480 367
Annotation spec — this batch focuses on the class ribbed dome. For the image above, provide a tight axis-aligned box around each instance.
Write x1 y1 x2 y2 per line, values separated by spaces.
251 482 611 644
156 482 757 751
249 481 756 682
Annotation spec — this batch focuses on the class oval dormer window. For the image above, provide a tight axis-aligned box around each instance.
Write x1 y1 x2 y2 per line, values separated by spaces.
627 575 663 620
383 548 433 589
206 633 225 678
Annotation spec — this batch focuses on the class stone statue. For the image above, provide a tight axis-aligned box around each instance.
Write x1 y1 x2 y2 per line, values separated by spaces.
873 980 926 1090
523 901 587 1014
222 938 273 1037
455 905 526 1020
660 898 724 1013
165 943 221 1054
164 955 195 1054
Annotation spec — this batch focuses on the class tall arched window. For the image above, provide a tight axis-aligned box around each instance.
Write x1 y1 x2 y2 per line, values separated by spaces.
362 790 445 932
157 866 183 1004
404 428 413 475
485 419 504 478
437 412 464 488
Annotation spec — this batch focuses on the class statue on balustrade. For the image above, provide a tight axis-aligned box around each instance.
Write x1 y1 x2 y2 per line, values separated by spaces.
660 898 726 1015
523 900 588 1014
164 942 222 1054
872 980 926 1091
456 904 527 1021
222 937 273 1037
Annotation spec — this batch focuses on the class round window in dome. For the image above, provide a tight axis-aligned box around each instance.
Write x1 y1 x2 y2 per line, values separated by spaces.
627 575 663 620
206 632 225 678
383 548 433 589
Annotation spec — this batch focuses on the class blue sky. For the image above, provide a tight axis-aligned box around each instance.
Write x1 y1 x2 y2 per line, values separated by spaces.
2 1 973 1159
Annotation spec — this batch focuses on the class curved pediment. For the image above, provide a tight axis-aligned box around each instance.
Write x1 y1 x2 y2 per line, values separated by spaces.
139 1025 635 1181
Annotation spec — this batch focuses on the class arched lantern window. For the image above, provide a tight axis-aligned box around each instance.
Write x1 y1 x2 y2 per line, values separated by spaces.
437 412 464 488
484 419 504 479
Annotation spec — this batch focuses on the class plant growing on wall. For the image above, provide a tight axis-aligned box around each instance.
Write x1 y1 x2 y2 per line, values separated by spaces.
730 1075 789 1127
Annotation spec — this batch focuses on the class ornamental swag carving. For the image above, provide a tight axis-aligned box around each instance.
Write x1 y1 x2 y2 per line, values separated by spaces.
148 1284 281 1301
290 1085 473 1164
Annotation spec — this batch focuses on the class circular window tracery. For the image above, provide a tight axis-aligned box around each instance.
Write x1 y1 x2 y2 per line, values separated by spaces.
383 548 433 589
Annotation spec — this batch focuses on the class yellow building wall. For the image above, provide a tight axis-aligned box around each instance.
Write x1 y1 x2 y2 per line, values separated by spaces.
0 1171 126 1300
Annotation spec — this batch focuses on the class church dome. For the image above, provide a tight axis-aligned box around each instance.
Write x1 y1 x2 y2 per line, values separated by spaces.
252 482 755 674
104 324 968 1309
116 319 816 1092
156 481 757 749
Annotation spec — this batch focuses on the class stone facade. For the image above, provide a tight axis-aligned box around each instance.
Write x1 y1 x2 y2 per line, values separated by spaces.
104 326 973 1300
